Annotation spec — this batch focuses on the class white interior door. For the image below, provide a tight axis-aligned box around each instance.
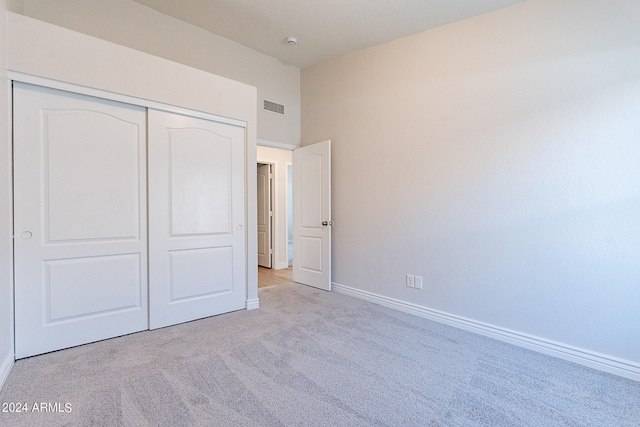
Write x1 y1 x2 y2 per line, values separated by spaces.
14 83 148 359
257 164 272 268
293 140 332 290
148 109 246 329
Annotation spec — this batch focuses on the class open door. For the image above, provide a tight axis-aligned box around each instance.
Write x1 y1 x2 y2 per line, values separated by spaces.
257 163 272 268
293 140 332 290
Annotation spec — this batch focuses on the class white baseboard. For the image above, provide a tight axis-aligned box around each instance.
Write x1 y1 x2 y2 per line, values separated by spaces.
246 298 259 310
0 350 13 391
332 282 640 382
274 262 289 270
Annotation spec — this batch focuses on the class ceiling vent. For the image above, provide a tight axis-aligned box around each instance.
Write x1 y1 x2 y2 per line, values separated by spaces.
263 99 285 115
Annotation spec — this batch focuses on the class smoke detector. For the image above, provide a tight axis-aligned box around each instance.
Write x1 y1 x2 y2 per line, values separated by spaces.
286 37 297 46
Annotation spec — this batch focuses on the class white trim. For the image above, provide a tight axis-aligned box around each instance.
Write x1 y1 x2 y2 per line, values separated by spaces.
8 71 247 128
274 262 289 270
332 282 640 382
246 298 260 310
0 351 14 390
257 139 297 151
286 162 293 267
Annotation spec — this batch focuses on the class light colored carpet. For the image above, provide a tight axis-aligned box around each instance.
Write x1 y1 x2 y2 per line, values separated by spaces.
0 282 638 426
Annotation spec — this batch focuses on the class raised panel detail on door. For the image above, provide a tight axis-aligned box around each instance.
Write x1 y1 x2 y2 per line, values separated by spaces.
14 82 148 359
170 130 231 236
45 110 141 242
299 237 323 273
299 154 322 228
169 247 233 301
46 254 142 322
149 109 246 329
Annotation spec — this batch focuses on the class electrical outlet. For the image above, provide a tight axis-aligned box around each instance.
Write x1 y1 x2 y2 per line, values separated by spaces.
414 275 423 290
406 274 415 288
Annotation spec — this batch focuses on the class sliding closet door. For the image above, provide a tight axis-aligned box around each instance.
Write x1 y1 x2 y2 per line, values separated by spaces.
148 109 246 329
14 83 148 359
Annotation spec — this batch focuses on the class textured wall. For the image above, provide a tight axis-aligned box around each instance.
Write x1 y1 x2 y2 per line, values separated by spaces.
302 0 640 366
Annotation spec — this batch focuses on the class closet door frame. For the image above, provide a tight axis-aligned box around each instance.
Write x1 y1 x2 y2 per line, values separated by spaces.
9 73 247 129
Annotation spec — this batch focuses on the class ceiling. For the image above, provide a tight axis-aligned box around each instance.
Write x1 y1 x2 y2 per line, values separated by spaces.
131 0 525 69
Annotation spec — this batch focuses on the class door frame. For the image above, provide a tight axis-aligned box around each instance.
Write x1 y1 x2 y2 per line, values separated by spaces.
257 141 296 272
286 162 293 267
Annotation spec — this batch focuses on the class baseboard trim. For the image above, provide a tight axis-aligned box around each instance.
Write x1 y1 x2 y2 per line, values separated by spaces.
0 350 13 391
274 262 289 270
246 298 259 310
332 282 640 382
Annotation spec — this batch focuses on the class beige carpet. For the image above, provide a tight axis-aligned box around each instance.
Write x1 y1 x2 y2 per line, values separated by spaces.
1 282 638 426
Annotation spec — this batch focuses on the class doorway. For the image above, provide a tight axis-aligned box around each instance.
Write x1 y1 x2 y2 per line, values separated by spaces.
257 145 293 287
256 141 332 290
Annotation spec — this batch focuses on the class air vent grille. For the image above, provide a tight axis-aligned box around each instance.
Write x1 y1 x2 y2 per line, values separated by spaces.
263 99 285 115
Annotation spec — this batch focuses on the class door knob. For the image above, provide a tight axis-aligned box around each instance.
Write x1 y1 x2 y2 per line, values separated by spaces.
322 221 334 226
20 231 33 239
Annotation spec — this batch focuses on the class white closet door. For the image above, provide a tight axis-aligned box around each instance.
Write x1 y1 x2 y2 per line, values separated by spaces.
148 109 246 329
14 83 148 359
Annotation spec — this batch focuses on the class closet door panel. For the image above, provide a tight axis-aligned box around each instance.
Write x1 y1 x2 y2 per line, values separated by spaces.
14 82 148 359
170 130 232 235
148 109 246 329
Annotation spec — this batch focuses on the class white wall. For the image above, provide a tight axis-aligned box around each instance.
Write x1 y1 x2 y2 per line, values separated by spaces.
257 146 293 270
8 0 300 147
302 0 640 379
0 0 15 389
